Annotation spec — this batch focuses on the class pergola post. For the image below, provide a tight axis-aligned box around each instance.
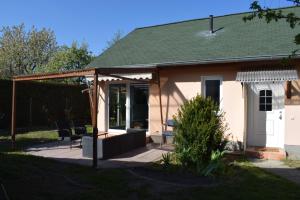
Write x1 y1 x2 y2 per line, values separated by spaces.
157 68 164 133
11 80 16 148
92 71 98 168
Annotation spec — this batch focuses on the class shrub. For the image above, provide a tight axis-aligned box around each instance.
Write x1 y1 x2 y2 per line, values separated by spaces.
173 95 227 173
161 152 172 168
201 150 225 176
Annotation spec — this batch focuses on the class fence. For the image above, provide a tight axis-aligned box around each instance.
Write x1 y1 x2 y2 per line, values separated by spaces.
0 80 91 130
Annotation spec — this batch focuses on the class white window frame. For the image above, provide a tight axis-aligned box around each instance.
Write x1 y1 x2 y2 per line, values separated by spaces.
201 76 223 110
107 82 149 133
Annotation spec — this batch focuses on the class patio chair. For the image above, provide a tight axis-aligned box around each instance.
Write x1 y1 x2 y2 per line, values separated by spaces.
72 120 89 147
55 120 80 149
161 119 176 147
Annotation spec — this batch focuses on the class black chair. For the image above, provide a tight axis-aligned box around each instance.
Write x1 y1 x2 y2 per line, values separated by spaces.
72 120 89 147
55 120 80 148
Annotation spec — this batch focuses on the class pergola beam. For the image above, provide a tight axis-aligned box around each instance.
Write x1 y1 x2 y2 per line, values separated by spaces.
13 69 96 81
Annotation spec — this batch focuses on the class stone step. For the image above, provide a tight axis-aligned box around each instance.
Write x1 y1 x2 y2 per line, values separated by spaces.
246 147 286 160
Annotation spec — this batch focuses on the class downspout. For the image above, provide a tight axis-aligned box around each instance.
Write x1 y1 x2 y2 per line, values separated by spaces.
243 83 248 151
157 68 164 134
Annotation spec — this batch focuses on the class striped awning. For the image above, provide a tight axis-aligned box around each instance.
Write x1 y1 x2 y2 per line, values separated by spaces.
85 73 152 82
236 70 298 83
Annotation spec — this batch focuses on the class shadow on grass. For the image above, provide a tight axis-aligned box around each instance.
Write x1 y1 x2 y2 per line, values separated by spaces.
0 153 134 200
1 152 300 200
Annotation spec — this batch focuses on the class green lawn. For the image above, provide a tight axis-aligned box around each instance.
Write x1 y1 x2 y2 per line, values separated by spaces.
0 130 58 152
1 130 300 200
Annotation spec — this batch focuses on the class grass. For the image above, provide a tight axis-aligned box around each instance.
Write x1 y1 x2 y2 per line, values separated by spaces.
0 130 58 152
284 159 300 169
1 130 300 199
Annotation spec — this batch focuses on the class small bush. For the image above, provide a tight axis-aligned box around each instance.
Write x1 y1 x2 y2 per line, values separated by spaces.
201 150 225 176
162 152 172 168
173 95 228 174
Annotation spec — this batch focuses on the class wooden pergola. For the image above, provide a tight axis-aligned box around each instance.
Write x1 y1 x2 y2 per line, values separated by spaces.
11 67 164 168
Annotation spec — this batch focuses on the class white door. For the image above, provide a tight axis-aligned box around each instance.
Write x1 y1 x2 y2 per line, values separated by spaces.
247 82 285 148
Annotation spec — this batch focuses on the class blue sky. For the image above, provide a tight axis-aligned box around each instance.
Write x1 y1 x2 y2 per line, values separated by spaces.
0 0 294 55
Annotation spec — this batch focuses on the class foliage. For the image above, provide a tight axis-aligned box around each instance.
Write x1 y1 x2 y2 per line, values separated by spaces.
161 152 172 168
173 95 227 174
0 24 57 78
37 42 94 83
0 24 94 80
201 150 225 176
244 1 300 53
39 42 93 73
103 30 123 51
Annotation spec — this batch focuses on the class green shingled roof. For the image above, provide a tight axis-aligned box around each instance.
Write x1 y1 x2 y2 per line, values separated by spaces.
88 7 300 68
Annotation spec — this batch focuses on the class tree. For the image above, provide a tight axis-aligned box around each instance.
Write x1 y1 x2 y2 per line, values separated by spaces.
38 42 94 83
103 30 123 51
0 24 57 77
244 1 300 53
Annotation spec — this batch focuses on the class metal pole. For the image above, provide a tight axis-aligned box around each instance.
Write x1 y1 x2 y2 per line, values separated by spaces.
92 72 98 168
11 80 16 148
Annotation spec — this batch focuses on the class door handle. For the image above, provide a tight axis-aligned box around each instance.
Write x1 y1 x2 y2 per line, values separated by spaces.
279 111 282 120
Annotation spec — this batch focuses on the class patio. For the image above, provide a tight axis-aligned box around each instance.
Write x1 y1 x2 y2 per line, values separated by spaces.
25 140 173 168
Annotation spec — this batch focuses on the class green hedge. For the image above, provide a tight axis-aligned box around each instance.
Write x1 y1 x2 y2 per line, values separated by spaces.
0 80 91 129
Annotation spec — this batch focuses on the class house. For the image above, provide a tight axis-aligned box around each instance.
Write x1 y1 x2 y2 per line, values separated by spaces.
11 7 300 162
84 6 300 159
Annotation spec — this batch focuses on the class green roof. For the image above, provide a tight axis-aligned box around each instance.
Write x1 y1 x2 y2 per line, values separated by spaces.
88 6 300 68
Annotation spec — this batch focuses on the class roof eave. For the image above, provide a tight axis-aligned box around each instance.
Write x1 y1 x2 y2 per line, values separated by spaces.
93 54 300 69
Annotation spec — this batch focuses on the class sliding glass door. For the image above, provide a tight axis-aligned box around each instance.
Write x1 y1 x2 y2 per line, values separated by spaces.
108 83 149 131
109 84 126 130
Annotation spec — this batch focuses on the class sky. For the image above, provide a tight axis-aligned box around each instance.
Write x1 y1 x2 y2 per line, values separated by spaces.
0 0 295 55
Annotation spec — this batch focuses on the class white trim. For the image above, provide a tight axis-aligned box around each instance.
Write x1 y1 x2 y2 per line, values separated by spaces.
201 75 223 110
106 82 149 132
86 73 152 82
126 84 131 129
107 83 127 131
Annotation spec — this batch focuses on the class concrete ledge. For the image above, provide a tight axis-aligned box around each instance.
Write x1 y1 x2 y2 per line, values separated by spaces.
82 129 146 159
150 134 162 144
82 136 103 159
285 145 300 160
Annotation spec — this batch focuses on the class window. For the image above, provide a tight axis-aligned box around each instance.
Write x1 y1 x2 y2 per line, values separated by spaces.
259 90 272 111
202 76 222 106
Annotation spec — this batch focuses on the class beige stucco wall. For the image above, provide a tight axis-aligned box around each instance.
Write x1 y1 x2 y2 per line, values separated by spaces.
285 105 300 145
95 61 300 147
149 65 245 143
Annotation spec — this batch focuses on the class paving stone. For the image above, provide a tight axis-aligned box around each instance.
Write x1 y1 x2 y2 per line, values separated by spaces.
250 159 300 185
